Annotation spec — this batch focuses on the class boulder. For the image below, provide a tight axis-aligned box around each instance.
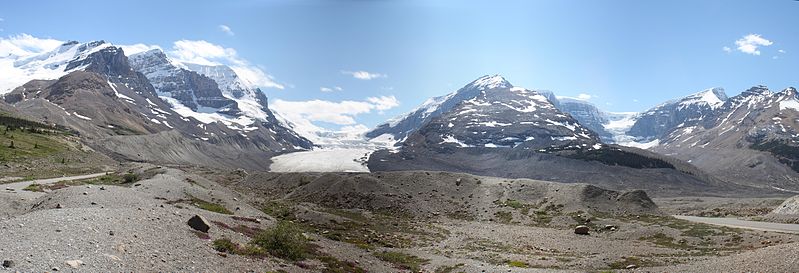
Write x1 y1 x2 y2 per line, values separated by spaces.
574 225 590 235
65 260 83 269
2 260 14 268
187 215 211 233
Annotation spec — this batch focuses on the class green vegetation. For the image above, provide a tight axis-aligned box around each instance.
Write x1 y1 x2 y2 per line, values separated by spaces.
22 183 44 192
435 263 465 273
507 260 529 268
262 200 297 221
750 140 799 172
0 124 66 162
374 251 429 272
191 197 233 215
494 211 513 224
548 146 675 169
252 221 309 261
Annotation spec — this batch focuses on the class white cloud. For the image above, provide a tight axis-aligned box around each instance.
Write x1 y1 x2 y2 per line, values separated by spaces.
168 40 283 89
722 46 732 53
119 43 161 56
272 96 400 129
734 34 773 55
0 33 62 57
633 99 639 103
218 25 235 36
367 95 400 111
778 49 786 54
576 93 592 100
320 86 343 92
342 70 387 80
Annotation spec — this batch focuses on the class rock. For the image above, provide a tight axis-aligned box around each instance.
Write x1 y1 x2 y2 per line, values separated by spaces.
626 264 638 269
2 260 14 268
55 203 63 209
52 266 60 271
65 260 83 269
187 215 210 233
604 224 617 230
574 225 590 235
82 192 88 195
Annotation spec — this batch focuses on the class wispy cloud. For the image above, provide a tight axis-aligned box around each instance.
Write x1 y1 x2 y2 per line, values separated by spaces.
119 43 161 55
722 46 732 53
169 40 283 89
556 93 594 101
342 70 387 80
272 95 400 126
218 25 235 36
0 33 62 56
320 86 343 92
734 34 773 55
778 49 786 54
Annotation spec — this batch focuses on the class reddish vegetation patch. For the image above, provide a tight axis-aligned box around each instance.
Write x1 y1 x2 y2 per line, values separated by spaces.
212 220 264 238
232 216 260 223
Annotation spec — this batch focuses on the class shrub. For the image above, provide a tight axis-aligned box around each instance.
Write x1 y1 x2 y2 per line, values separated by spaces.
122 172 139 184
213 238 238 253
252 221 308 261
374 251 429 272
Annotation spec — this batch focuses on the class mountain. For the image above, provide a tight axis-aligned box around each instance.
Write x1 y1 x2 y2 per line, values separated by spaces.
0 40 311 169
627 87 728 142
368 75 748 197
365 75 514 144
649 86 799 192
553 98 615 142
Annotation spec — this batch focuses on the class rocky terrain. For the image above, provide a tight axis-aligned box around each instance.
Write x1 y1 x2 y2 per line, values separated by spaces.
3 164 796 272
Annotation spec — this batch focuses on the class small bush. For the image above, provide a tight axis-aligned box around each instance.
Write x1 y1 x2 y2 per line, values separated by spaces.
22 183 43 192
213 238 238 253
252 221 308 261
374 251 429 272
122 172 139 184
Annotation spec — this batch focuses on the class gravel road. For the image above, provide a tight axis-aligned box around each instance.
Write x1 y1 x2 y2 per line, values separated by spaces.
675 215 799 234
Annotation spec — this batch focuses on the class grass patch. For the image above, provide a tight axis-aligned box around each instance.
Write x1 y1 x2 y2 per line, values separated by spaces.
494 211 513 224
192 197 233 215
435 263 465 273
507 260 529 268
22 183 43 192
374 251 429 272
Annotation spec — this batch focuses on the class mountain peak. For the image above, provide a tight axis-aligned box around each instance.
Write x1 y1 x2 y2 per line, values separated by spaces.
467 74 512 91
741 85 771 97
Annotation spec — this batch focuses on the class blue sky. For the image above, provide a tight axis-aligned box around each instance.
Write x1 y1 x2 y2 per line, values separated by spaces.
1 0 798 131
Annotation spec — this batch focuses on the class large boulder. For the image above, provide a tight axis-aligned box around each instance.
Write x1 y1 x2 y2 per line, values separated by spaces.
771 195 799 215
574 225 590 235
187 215 211 233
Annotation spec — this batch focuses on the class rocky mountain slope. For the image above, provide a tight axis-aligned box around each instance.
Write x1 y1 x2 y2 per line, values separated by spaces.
628 87 728 142
368 75 752 197
0 40 311 169
649 86 799 191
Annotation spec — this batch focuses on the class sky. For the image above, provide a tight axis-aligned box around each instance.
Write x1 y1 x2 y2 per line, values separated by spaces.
1 0 798 131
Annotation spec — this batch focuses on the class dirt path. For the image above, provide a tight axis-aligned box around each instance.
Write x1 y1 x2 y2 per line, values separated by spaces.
674 215 799 234
2 172 108 192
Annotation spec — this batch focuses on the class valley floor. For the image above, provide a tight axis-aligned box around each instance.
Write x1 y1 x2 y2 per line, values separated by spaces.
0 166 797 272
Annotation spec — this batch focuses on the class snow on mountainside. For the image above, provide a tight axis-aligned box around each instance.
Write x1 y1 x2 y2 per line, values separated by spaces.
627 87 728 143
365 75 516 144
390 75 600 150
0 40 112 93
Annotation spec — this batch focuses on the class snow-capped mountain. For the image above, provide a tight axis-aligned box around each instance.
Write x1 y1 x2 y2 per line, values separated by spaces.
365 74 514 143
627 87 728 142
0 40 113 94
0 39 312 168
552 98 614 142
375 75 599 150
641 86 799 191
367 75 723 196
129 49 240 116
